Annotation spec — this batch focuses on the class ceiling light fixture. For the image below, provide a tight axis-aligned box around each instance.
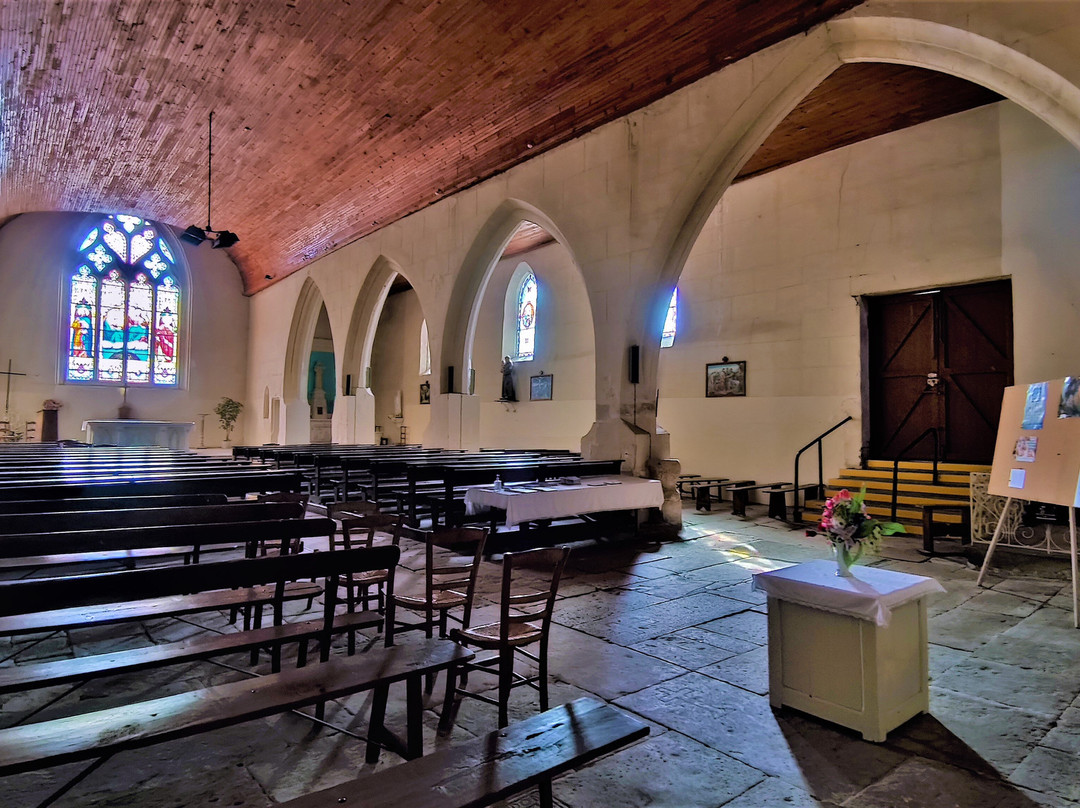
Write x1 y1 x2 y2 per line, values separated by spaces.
181 111 239 250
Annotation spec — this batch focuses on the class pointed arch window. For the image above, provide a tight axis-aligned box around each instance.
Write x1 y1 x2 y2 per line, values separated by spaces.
660 288 678 348
419 319 431 376
516 271 537 361
66 214 181 386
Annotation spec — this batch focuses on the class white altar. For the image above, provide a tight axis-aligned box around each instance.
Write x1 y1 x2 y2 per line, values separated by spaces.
82 419 195 450
753 560 945 742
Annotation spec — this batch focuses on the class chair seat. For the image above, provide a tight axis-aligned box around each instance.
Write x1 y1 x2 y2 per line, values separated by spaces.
340 569 389 586
454 621 543 648
394 589 466 610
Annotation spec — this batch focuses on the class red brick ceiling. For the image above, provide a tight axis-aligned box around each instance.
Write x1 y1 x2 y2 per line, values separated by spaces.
1 1 997 295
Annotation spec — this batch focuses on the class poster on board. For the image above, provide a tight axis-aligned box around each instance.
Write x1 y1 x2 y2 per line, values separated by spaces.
1022 382 1049 429
1060 377 1080 419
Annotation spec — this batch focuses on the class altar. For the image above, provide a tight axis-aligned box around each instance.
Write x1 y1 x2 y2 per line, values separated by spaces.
82 419 195 450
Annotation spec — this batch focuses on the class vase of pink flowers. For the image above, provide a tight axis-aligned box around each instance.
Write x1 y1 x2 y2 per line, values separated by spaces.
807 487 905 576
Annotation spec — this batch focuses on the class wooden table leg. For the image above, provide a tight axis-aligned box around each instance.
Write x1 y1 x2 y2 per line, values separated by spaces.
406 674 424 759
366 683 389 763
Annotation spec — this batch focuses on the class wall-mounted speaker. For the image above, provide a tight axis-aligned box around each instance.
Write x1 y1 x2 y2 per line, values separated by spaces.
447 365 455 394
629 345 640 384
364 367 372 388
344 374 352 396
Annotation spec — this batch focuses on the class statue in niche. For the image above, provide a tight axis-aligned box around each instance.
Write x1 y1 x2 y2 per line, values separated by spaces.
500 356 517 401
419 381 430 404
310 361 329 418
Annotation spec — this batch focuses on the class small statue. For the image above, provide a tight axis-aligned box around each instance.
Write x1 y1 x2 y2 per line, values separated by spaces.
501 356 517 401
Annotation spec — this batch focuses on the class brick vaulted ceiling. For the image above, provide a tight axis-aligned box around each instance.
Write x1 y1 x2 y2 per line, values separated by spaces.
1 1 999 294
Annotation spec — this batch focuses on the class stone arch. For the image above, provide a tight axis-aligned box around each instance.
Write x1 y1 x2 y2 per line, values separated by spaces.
440 200 581 392
341 255 408 393
281 276 330 443
643 14 1080 471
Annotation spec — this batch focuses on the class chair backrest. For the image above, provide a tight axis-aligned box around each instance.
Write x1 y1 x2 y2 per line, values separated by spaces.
425 527 488 630
499 546 570 644
338 512 403 552
327 499 379 523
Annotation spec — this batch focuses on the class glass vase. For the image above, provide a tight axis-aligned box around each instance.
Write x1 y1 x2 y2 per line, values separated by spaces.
834 543 861 577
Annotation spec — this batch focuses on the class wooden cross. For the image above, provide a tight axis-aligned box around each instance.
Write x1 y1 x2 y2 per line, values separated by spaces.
0 359 27 413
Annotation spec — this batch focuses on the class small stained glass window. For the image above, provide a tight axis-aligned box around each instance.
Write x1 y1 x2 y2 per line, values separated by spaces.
660 288 678 348
516 272 537 361
66 215 182 386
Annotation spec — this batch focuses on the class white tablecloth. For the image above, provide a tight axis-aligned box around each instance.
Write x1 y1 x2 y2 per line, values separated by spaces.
464 475 664 526
752 559 945 627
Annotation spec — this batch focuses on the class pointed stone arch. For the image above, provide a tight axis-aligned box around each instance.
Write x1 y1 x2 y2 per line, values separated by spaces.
342 255 408 392
281 277 329 443
643 14 1080 397
439 200 581 392
659 16 1080 300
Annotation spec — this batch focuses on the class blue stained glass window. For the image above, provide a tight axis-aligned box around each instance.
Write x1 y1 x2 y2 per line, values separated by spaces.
660 288 678 348
66 215 181 386
516 272 537 361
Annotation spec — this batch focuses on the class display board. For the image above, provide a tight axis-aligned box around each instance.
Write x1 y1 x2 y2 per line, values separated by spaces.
988 378 1080 507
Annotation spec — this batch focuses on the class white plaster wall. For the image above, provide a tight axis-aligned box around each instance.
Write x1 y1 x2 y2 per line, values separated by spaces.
0 212 249 445
370 289 431 444
1001 103 1080 382
473 242 596 450
659 105 1004 482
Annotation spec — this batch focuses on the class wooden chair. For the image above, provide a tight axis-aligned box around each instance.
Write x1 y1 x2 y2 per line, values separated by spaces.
387 527 487 645
440 545 570 731
256 491 311 554
337 513 403 615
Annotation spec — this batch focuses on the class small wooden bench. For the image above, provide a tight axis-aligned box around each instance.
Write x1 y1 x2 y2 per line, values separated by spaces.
724 480 781 517
277 697 649 808
759 482 822 522
921 502 972 555
682 478 730 510
0 500 304 535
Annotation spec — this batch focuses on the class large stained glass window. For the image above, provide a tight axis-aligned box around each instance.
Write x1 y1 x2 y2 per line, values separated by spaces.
660 288 678 348
66 215 181 386
515 271 537 361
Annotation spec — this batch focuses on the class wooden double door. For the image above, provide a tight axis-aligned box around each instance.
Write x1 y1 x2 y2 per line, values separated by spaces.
865 280 1013 464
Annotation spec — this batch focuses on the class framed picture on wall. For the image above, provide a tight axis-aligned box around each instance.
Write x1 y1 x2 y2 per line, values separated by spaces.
530 373 553 401
706 360 746 398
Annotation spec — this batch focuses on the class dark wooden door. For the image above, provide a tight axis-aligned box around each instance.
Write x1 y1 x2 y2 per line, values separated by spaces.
867 280 1012 463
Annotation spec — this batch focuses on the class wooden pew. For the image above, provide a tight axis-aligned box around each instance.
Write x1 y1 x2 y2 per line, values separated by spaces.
277 698 649 808
0 545 396 695
0 500 305 535
0 493 228 515
0 516 335 571
0 469 302 500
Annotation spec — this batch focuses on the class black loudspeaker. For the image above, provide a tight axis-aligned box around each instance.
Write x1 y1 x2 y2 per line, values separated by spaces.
344 374 352 396
447 366 455 394
629 345 640 384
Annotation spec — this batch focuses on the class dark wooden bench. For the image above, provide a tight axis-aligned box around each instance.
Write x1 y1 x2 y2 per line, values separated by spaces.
0 516 335 571
723 480 776 517
0 638 473 808
681 477 730 510
0 500 304 535
0 493 228 514
759 482 822 522
277 697 649 808
921 502 972 555
0 545 397 695
0 469 303 501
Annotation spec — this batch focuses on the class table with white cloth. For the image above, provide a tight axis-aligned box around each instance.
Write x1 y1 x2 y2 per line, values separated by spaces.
463 475 664 527
752 560 945 741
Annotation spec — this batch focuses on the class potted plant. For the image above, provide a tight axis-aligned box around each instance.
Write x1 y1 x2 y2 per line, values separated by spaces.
214 396 243 446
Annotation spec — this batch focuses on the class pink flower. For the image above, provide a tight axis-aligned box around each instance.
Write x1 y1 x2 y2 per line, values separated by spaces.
836 489 852 501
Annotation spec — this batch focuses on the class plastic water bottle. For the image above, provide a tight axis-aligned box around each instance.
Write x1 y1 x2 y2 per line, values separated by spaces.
493 474 503 491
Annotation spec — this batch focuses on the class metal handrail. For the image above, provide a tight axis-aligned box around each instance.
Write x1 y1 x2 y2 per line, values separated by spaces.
792 416 853 522
889 428 940 521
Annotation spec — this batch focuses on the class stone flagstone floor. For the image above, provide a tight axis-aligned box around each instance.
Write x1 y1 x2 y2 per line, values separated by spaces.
1 505 1078 807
